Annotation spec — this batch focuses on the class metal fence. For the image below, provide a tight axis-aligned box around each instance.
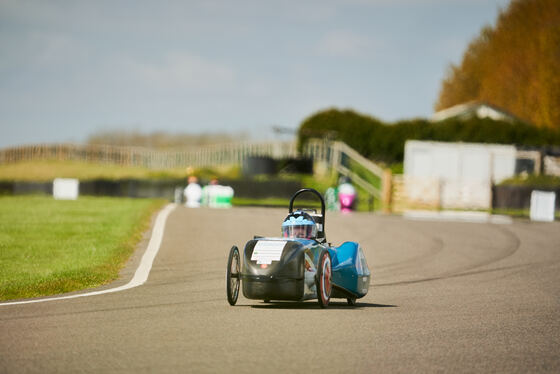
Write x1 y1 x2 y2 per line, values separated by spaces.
0 139 390 208
302 139 386 200
0 142 299 169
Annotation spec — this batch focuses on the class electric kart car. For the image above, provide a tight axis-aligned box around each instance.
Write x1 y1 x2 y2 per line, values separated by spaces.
226 188 371 308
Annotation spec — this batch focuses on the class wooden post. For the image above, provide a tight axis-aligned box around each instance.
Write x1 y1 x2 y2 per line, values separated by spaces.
331 142 341 178
382 168 393 213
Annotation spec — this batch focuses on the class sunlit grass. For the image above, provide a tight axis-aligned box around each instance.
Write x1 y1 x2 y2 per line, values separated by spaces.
0 160 186 181
232 197 321 208
0 196 165 301
499 174 560 187
0 160 241 182
491 207 560 219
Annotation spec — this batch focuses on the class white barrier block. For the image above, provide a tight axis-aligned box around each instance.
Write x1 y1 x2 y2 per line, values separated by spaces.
53 178 79 200
530 191 556 222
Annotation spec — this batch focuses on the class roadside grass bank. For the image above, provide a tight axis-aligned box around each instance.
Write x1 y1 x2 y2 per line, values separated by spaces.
232 197 322 209
0 159 240 181
0 160 187 181
491 208 560 219
0 196 165 301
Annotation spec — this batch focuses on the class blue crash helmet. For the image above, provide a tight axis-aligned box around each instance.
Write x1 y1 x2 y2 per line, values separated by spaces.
282 211 317 239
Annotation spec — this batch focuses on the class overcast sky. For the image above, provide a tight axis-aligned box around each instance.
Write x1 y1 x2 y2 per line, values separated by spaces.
0 0 510 148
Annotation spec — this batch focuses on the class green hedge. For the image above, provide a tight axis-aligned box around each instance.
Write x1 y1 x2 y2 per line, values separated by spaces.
298 108 560 163
499 174 560 187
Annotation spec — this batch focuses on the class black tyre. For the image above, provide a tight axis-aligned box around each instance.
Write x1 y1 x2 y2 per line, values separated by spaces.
315 249 332 308
347 297 357 306
226 246 240 306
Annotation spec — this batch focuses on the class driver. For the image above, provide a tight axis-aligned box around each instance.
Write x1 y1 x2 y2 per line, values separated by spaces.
281 211 317 239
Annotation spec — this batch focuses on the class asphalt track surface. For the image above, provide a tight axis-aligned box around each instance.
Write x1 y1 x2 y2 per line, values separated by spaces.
1 206 559 373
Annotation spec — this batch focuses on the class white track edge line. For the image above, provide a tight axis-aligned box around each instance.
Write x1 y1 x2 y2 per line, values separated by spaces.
0 203 177 307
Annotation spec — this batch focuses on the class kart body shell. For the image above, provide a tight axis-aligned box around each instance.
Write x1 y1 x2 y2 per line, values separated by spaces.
242 238 370 302
226 188 371 307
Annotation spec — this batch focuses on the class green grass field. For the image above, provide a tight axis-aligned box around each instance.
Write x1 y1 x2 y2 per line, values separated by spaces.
0 160 189 181
0 196 165 301
0 160 241 181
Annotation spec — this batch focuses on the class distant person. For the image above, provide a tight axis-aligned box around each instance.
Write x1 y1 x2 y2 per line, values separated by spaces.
201 178 234 208
338 178 356 213
217 185 234 208
202 178 218 207
325 186 339 211
184 176 202 208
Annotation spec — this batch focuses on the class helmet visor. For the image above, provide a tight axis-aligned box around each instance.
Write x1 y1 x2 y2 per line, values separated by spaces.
282 224 317 239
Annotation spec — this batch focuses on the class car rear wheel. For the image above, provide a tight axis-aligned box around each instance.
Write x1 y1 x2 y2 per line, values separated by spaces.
316 249 332 308
226 245 240 306
347 297 357 306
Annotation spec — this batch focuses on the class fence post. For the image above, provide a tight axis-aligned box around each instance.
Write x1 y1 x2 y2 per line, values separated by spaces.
382 168 392 213
331 141 341 178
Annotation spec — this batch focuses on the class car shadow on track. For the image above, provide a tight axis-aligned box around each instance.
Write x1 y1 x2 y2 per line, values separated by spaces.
248 301 397 310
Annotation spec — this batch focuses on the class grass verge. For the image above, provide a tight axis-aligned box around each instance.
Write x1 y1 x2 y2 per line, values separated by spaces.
0 196 166 301
0 160 241 181
232 197 322 209
499 174 560 188
491 208 560 219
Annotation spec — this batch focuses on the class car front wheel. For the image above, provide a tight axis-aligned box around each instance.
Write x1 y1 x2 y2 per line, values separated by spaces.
315 249 332 308
226 245 240 306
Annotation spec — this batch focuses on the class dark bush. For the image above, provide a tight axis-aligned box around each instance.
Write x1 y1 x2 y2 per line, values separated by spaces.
298 108 560 163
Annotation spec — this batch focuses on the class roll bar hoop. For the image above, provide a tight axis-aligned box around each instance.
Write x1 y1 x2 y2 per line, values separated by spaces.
289 188 326 242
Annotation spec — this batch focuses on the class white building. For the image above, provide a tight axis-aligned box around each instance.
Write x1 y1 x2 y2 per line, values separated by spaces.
403 140 517 209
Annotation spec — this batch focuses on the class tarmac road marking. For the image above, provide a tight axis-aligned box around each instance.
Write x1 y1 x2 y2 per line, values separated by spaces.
0 203 177 307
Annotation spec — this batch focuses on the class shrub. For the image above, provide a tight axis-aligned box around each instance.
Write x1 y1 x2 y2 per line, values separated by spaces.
299 108 560 163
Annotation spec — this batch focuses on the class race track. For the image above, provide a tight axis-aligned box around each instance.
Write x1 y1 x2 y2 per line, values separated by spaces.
1 206 559 373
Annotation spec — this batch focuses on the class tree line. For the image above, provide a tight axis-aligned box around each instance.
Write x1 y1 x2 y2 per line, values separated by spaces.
435 0 560 129
298 108 560 164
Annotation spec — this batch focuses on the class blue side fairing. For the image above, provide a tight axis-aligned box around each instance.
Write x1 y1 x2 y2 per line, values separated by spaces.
330 241 371 298
292 239 371 298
